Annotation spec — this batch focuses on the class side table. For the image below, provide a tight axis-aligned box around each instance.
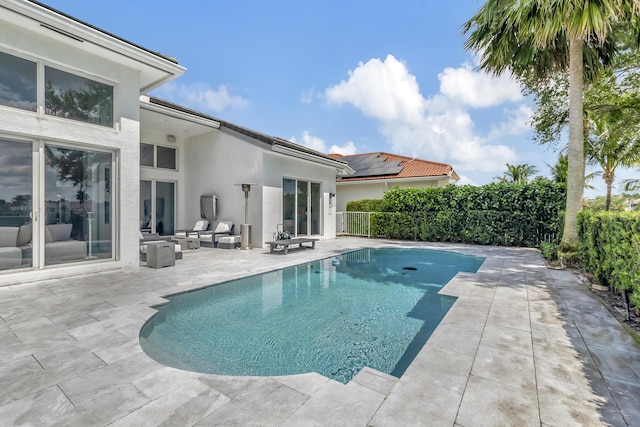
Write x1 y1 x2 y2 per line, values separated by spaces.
146 241 175 268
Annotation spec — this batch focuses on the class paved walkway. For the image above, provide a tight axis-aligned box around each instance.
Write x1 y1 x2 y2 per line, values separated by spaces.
0 238 638 426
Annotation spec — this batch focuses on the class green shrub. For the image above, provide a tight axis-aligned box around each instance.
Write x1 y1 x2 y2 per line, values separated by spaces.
578 211 640 305
358 181 565 247
540 241 558 261
346 199 385 212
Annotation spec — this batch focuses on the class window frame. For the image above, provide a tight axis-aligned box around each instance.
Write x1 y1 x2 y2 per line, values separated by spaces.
139 142 178 171
0 48 117 129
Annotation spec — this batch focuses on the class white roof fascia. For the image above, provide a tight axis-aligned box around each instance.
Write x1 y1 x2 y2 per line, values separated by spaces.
271 144 355 176
4 0 185 92
140 96 220 129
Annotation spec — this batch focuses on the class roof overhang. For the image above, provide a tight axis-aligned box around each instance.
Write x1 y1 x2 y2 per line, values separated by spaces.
4 0 185 92
140 96 220 139
272 144 355 176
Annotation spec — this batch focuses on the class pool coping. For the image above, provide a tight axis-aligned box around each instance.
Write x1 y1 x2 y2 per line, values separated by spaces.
0 238 638 425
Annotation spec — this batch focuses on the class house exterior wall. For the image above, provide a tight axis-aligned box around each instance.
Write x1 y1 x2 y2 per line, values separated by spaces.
263 152 338 244
182 129 265 244
0 15 144 284
180 130 339 248
336 178 449 212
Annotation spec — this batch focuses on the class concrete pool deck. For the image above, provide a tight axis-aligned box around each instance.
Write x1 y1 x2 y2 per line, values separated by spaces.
0 237 639 426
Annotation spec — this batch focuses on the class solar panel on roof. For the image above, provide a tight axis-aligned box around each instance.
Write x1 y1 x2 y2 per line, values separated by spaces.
345 154 405 178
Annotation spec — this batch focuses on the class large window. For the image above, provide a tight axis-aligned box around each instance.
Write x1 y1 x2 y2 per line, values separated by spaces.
283 178 321 237
0 51 37 111
45 66 113 127
0 140 114 272
0 50 115 127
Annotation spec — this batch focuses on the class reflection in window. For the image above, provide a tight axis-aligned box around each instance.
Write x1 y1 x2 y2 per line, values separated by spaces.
282 178 321 237
283 178 295 235
140 143 177 170
157 146 176 170
311 182 320 235
297 180 308 236
140 143 154 167
139 180 174 235
45 67 113 127
45 145 113 265
0 139 33 271
0 51 37 111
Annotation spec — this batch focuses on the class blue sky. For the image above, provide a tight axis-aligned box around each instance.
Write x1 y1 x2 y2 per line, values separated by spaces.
43 0 635 197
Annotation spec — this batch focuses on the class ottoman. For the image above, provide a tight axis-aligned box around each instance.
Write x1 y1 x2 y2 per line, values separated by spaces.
145 241 175 268
218 235 241 249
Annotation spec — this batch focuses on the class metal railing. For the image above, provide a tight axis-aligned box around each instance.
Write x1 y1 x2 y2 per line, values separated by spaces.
336 211 370 237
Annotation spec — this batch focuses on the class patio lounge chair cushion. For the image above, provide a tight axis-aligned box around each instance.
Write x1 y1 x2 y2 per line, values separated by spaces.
176 220 209 238
213 220 233 233
198 221 234 247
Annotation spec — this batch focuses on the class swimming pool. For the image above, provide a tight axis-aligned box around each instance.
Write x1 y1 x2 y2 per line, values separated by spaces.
139 248 484 383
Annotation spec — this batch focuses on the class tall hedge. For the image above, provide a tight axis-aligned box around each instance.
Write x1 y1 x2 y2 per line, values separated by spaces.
348 181 566 247
578 211 640 306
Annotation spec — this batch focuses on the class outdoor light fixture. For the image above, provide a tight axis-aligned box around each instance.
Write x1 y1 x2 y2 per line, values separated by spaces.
166 134 176 143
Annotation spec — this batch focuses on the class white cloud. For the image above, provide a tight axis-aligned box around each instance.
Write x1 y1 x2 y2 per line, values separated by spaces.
325 55 425 123
487 104 534 141
152 82 248 113
290 131 357 155
456 175 475 186
439 63 523 108
324 55 521 173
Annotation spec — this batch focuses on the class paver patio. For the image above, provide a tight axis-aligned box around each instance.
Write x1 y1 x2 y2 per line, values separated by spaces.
0 237 638 426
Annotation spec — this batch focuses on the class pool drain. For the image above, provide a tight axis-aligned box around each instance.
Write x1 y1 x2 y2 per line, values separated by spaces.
402 266 417 271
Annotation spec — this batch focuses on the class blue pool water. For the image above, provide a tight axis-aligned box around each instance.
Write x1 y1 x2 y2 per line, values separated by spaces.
139 248 484 383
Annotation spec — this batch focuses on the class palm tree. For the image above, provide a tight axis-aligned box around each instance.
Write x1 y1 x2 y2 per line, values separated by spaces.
547 152 598 189
497 163 539 184
462 0 630 248
622 174 640 192
586 117 640 210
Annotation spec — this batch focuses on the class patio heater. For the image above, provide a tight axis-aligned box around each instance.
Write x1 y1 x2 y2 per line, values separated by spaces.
236 183 255 250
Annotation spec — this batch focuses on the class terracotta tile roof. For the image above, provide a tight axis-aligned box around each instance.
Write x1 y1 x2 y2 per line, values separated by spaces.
332 152 458 182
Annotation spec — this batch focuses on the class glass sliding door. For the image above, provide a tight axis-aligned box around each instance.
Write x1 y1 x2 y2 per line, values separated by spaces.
44 146 113 265
283 178 296 236
311 182 320 235
156 182 174 236
140 180 174 236
282 178 322 237
296 180 308 236
0 139 33 271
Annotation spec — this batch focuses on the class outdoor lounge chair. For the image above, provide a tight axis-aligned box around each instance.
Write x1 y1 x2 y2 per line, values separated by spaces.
197 220 234 247
174 220 209 238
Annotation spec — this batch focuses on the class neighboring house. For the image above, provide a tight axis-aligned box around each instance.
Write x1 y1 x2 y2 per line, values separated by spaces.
329 152 459 212
0 0 352 284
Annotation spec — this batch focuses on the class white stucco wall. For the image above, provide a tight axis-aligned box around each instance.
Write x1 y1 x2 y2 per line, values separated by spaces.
336 178 449 212
0 16 146 283
263 152 338 244
182 129 264 245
